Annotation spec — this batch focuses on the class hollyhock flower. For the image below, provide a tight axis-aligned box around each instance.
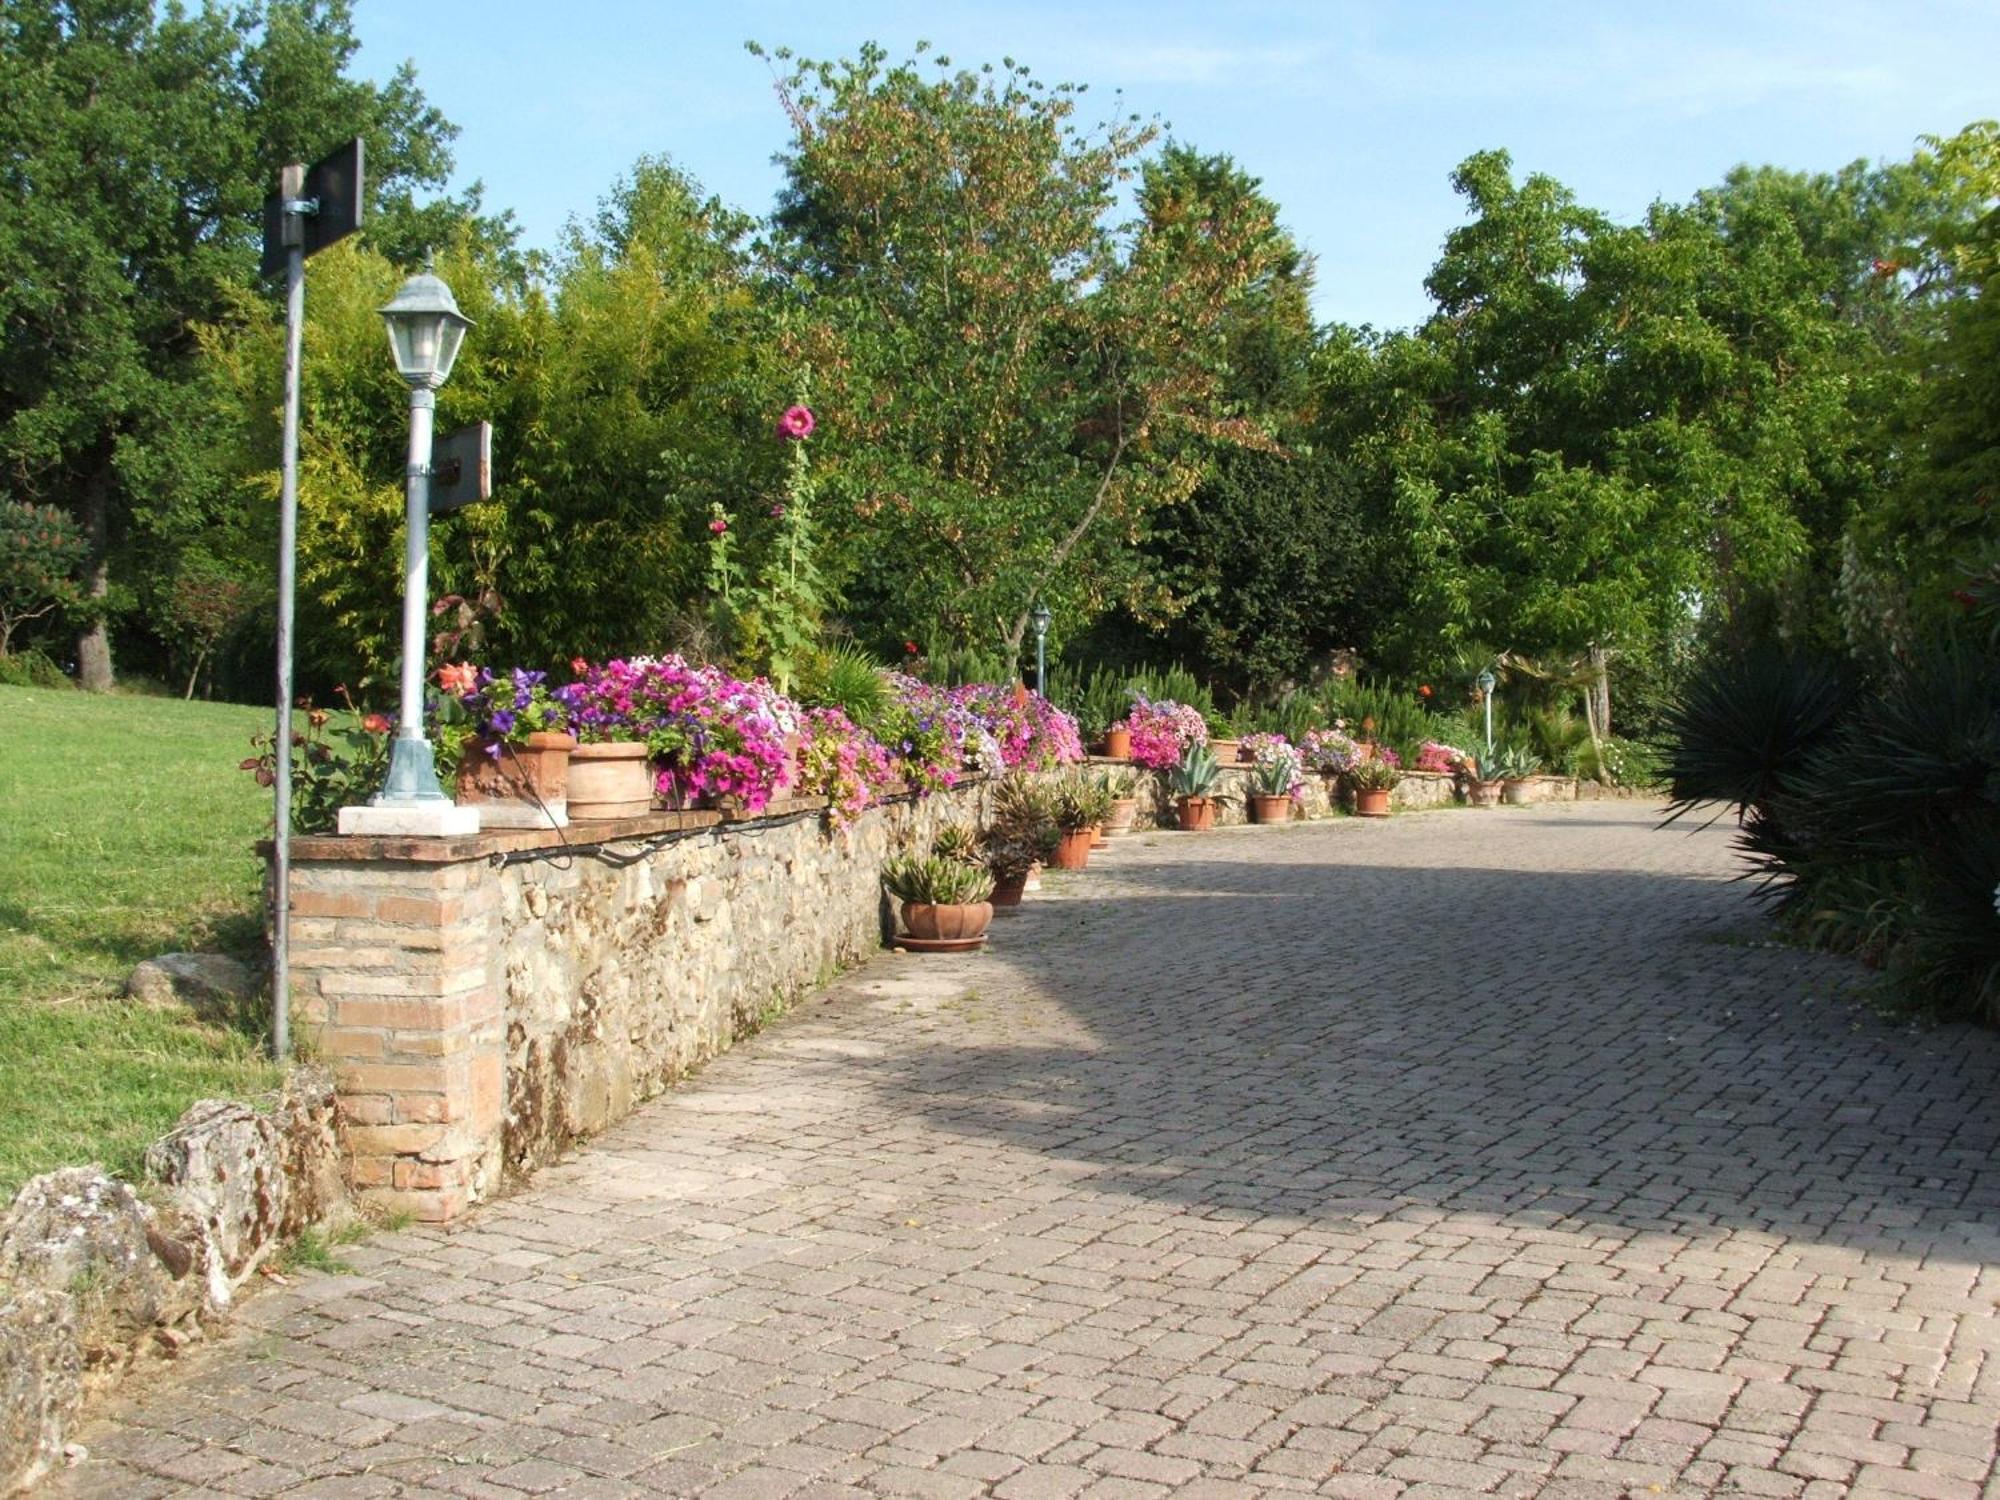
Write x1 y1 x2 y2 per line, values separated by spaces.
1418 684 1433 699
770 504 786 518
777 404 815 440
709 517 729 535
436 661 478 696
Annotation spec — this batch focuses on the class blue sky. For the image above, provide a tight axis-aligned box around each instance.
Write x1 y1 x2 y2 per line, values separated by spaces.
354 1 1999 330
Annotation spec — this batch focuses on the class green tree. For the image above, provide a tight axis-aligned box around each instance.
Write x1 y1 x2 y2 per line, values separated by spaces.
759 42 1288 662
0 0 468 691
0 498 86 658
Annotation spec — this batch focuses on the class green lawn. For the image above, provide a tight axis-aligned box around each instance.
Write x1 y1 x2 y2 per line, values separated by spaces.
0 684 283 1195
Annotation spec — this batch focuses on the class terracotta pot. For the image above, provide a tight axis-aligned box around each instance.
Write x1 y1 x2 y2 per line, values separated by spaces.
1250 793 1292 824
1050 828 1094 870
990 870 1029 908
1355 787 1392 818
902 901 993 941
1090 823 1108 849
1208 737 1242 765
567 740 654 819
1104 796 1139 836
1176 795 1216 831
455 732 575 827
1102 726 1132 760
1502 778 1532 806
1469 779 1503 807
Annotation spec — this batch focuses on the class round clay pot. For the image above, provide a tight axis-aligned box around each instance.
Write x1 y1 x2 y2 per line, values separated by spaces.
902 901 993 941
1354 787 1392 818
1050 828 1095 870
1250 794 1292 824
1176 795 1216 831
567 740 654 819
1102 726 1132 760
1502 778 1532 806
1469 779 1502 807
990 870 1029 907
1090 822 1108 848
456 731 575 818
1208 737 1242 765
1103 796 1139 836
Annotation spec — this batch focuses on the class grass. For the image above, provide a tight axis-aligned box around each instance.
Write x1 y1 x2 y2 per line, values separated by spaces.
0 684 283 1196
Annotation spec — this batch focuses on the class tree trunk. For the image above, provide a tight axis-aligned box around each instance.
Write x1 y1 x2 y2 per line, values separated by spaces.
1585 643 1611 777
75 458 115 692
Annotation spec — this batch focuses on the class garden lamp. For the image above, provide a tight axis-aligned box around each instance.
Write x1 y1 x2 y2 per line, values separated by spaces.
357 259 476 824
1476 668 1497 763
1031 601 1052 698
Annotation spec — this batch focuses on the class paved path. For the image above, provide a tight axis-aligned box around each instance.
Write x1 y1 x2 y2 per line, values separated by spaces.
58 803 2000 1499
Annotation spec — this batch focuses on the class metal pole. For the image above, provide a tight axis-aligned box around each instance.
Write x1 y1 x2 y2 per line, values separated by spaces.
397 387 433 742
1484 691 1494 763
1035 626 1046 700
271 165 306 1063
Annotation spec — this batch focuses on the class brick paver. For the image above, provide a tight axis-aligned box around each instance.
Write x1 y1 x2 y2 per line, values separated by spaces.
55 803 2000 1497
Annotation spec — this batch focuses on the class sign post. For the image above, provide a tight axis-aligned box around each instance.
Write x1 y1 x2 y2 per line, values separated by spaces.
262 139 363 1062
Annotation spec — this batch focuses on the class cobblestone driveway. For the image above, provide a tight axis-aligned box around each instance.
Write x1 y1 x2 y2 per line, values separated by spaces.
59 803 2000 1499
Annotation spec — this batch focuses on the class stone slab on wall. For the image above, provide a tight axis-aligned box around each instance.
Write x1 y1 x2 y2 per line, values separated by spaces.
0 1067 349 1496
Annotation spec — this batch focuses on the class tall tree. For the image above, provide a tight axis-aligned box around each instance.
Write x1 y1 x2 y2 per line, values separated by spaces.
759 42 1287 662
0 0 466 688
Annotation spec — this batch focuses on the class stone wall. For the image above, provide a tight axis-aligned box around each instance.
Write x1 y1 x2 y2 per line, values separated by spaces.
0 1068 349 1496
285 782 1002 1222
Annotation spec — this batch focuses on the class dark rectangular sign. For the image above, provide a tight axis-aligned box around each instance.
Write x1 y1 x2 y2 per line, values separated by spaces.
260 137 365 275
429 422 493 513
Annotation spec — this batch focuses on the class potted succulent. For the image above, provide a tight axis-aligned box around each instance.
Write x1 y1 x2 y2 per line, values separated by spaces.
1168 743 1225 830
1098 766 1141 838
1243 734 1303 824
1050 772 1113 869
446 665 576 828
882 852 995 947
1490 744 1543 805
1344 756 1403 818
986 776 1062 904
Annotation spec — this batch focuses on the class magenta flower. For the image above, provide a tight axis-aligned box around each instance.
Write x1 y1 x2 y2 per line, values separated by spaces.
769 503 786 518
777 404 815 441
709 517 729 535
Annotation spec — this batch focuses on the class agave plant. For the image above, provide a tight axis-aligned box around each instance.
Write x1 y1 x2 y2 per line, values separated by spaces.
1051 770 1114 831
1168 743 1224 799
880 853 995 906
1343 757 1403 792
1488 744 1542 781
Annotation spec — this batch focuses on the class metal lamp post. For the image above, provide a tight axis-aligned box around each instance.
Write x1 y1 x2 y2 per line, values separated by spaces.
336 260 479 838
1476 668 1497 764
1031 602 1052 699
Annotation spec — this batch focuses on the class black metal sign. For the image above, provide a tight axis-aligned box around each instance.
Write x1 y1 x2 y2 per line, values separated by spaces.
259 137 365 275
430 422 494 513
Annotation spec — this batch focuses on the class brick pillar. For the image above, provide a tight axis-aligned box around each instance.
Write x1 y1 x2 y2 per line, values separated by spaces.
284 844 503 1222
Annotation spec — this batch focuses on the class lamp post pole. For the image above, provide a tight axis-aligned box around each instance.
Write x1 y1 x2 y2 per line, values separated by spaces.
377 382 444 803
271 163 307 1062
1031 602 1052 699
1477 669 1497 764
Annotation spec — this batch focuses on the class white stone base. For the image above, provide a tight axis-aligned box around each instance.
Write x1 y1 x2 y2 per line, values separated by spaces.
469 799 568 830
337 802 482 837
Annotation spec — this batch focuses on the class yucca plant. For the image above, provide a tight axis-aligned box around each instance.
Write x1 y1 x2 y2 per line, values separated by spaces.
1052 770 1114 831
1660 647 1851 817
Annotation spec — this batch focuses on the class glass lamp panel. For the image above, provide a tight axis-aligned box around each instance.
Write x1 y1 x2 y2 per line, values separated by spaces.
434 318 467 385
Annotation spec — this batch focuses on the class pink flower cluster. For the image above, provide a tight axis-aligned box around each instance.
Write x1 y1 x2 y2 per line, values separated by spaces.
1301 727 1362 775
1121 694 1209 769
799 708 895 828
1242 732 1306 798
1416 740 1475 775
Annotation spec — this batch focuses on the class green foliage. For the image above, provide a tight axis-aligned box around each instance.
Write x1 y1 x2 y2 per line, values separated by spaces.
1488 744 1542 781
1047 663 1130 740
241 700 392 834
1050 771 1115 833
0 648 69 689
1344 758 1404 792
1323 678 1434 764
795 643 888 725
0 499 87 656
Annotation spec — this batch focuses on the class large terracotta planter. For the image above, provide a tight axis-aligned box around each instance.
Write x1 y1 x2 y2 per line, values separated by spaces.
1469 779 1503 807
989 871 1029 908
456 732 575 828
1354 787 1392 818
567 740 653 820
1050 828 1094 870
1249 793 1292 825
1102 726 1132 760
1176 795 1216 831
1103 796 1139 836
1502 779 1531 806
1208 737 1243 765
902 901 993 941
